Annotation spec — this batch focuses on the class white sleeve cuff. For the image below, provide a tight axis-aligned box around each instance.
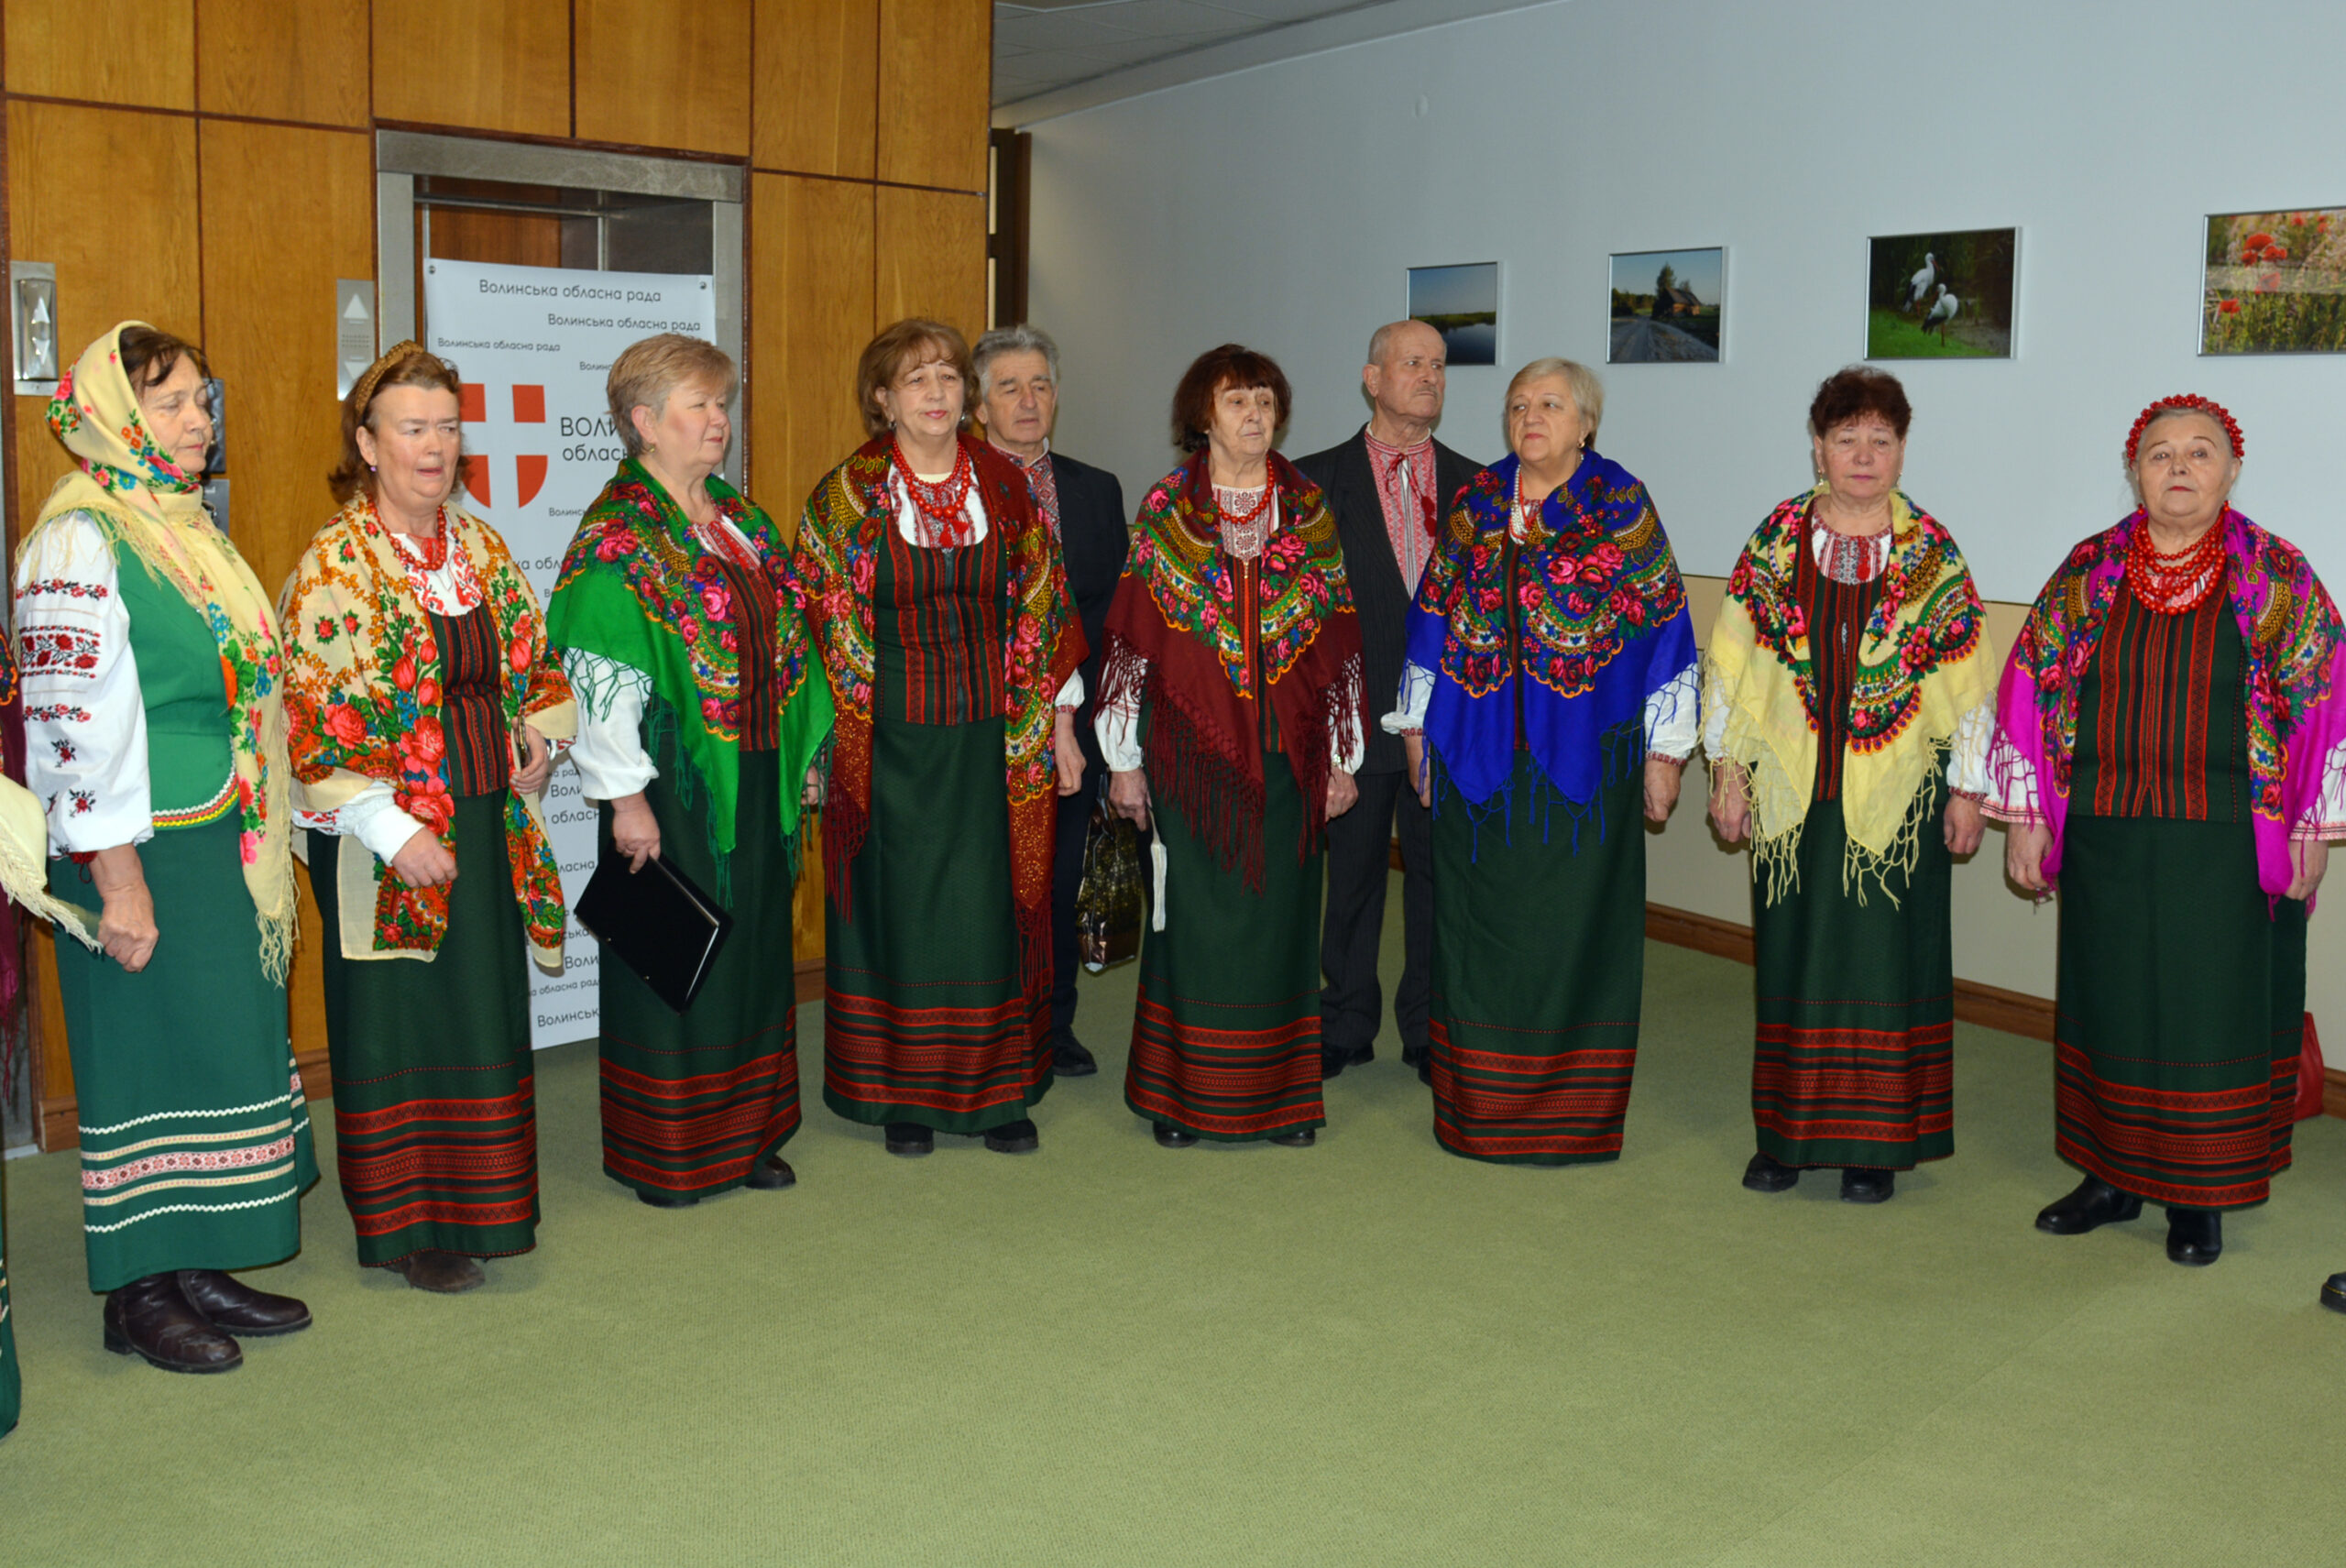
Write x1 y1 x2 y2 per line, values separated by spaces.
344 784 430 863
1381 661 1435 736
1094 660 1145 773
1947 700 1995 795
1644 662 1699 761
565 652 658 802
1056 671 1084 709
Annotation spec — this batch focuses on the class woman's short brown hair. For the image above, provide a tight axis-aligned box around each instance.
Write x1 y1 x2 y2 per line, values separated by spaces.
118 323 208 395
1169 344 1290 453
1809 366 1912 440
330 343 464 503
856 318 975 441
608 334 738 459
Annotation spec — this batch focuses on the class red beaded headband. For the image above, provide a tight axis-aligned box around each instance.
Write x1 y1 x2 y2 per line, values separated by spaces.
2125 394 2243 465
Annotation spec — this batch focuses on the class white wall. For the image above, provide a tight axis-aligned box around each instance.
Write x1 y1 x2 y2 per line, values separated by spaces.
1024 0 2346 604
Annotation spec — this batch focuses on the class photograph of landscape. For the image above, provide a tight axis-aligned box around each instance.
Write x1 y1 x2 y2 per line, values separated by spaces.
1609 247 1724 363
1408 262 1498 365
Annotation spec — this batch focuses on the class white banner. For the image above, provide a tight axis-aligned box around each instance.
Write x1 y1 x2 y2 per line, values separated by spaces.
422 258 717 1049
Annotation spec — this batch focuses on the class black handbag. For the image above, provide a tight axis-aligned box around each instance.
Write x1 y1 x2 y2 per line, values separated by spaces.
1074 785 1145 972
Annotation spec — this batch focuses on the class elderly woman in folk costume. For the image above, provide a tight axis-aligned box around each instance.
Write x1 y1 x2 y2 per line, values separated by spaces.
795 318 1086 1159
1991 394 2346 1270
1706 367 1995 1205
551 334 830 1207
279 344 575 1292
1100 344 1367 1150
14 323 312 1375
1385 357 1697 1165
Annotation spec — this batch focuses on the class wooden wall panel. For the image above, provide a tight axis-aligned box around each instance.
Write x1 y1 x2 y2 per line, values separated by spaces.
752 0 877 179
575 0 751 155
874 187 986 344
749 172 872 524
196 0 370 128
875 0 988 192
195 118 373 1080
4 0 194 109
373 0 571 137
5 100 203 531
749 172 872 966
196 119 374 597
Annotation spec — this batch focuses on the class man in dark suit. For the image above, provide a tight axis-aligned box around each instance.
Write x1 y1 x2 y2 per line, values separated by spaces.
973 324 1129 1078
1294 320 1479 1080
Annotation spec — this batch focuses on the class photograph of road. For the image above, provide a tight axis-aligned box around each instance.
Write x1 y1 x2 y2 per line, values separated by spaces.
1609 247 1723 363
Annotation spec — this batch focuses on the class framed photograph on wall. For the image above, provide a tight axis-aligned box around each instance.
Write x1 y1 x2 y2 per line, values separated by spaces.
1866 228 2017 359
2201 207 2346 354
1407 262 1498 366
1608 247 1725 363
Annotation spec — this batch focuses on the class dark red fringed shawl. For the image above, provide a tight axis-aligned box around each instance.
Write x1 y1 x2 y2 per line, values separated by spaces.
1099 452 1365 890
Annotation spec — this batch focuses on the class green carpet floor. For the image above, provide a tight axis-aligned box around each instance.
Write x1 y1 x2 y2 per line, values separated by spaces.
3 913 2343 1566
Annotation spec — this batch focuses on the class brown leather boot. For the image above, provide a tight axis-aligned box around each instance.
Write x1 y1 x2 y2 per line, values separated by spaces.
104 1273 242 1373
177 1269 312 1335
387 1251 486 1294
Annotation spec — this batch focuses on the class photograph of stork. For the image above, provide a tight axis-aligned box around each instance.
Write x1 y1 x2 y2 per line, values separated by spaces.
2201 208 2346 355
1608 247 1724 363
1866 228 2017 359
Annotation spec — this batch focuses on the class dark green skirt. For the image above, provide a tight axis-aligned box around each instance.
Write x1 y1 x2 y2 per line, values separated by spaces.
1749 780 1955 1171
1124 747 1324 1142
49 813 316 1292
2055 814 2304 1209
309 792 538 1266
1429 746 1647 1166
824 714 1045 1135
2 1184 17 1437
598 749 800 1199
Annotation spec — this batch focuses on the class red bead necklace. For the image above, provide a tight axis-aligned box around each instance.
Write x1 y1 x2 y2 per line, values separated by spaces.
894 438 977 547
2125 515 2225 614
385 505 450 572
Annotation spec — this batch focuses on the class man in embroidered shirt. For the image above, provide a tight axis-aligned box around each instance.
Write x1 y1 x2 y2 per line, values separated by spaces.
973 324 1129 1079
1297 321 1480 1082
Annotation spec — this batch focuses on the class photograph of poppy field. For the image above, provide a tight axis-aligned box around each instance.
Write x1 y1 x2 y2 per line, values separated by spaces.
2202 208 2346 355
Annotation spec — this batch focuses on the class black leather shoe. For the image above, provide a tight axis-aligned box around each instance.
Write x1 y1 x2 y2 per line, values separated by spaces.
1321 1042 1373 1080
104 1273 241 1374
387 1251 486 1294
1154 1123 1198 1148
1268 1127 1317 1147
1742 1151 1800 1192
1400 1041 1429 1070
1840 1168 1896 1204
884 1123 934 1157
984 1118 1040 1154
638 1190 698 1208
1052 1037 1098 1078
2165 1206 2223 1266
2035 1175 2143 1234
176 1268 312 1335
747 1152 796 1190
2321 1273 2346 1313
